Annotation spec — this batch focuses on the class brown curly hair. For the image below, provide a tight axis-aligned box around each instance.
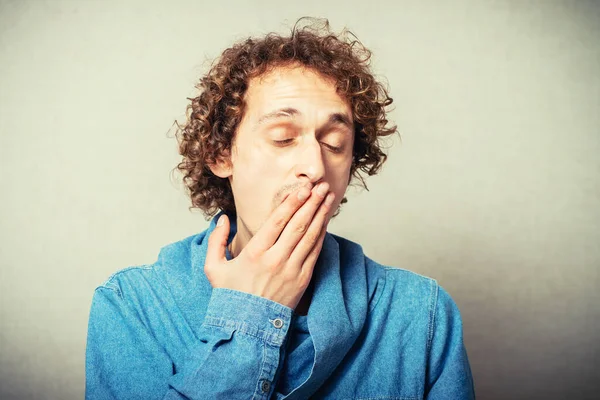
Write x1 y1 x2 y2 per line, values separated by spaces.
173 17 398 219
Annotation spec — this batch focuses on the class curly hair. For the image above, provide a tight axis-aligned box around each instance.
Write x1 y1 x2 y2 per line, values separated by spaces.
173 17 398 219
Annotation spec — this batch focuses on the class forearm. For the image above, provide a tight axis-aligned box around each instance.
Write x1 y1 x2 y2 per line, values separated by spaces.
86 287 293 400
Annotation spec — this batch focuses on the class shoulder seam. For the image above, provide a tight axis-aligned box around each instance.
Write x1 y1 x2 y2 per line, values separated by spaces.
382 266 436 283
96 264 154 295
94 284 123 298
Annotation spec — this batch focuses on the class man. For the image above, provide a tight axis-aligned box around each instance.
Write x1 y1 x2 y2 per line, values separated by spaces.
86 19 475 399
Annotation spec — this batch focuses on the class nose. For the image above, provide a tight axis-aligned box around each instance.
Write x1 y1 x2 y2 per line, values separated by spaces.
294 140 325 185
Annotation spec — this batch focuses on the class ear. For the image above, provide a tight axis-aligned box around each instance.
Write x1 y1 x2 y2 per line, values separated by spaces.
208 151 233 178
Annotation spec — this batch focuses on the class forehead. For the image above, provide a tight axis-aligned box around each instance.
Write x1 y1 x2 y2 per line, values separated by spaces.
243 66 351 118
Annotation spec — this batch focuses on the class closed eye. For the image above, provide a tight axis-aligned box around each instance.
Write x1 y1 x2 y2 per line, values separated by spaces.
323 143 343 153
273 139 294 147
273 139 343 153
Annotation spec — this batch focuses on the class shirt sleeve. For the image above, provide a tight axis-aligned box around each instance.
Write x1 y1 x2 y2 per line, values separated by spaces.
425 285 476 399
85 286 293 400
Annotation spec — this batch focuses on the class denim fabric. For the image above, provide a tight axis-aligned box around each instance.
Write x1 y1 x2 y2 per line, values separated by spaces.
278 314 312 396
86 211 475 399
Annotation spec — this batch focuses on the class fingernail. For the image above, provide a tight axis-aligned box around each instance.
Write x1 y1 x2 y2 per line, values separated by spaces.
325 192 335 205
217 215 225 227
298 186 311 201
317 182 329 196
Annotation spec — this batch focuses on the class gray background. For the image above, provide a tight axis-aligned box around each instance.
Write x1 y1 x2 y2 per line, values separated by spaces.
1 0 598 399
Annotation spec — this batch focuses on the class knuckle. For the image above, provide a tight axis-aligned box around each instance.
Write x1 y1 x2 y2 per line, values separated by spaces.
295 223 308 234
297 272 311 288
304 231 320 244
310 243 322 258
273 215 287 230
245 247 260 263
282 269 297 283
265 256 281 271
261 252 281 270
297 280 309 293
244 246 254 259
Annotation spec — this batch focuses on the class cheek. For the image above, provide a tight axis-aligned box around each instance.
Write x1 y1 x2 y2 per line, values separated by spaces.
327 161 352 199
231 145 289 199
333 182 349 204
236 144 279 175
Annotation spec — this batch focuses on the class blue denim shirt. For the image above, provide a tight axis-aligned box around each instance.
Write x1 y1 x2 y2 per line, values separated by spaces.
86 212 475 399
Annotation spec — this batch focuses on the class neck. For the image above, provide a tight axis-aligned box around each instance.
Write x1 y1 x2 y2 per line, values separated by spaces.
228 215 253 259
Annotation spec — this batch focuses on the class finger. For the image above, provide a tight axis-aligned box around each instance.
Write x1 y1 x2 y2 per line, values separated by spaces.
205 214 230 270
286 191 334 267
269 182 331 259
246 183 314 254
298 217 329 275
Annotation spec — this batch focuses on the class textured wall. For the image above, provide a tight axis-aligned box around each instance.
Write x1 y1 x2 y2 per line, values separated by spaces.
1 1 598 399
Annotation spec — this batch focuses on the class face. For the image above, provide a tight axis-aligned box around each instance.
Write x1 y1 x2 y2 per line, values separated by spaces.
212 65 354 235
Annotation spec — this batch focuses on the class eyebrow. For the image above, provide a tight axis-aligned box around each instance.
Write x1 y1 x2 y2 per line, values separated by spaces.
254 107 353 134
255 107 299 128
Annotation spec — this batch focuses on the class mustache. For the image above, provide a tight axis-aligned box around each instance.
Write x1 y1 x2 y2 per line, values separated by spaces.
273 182 314 207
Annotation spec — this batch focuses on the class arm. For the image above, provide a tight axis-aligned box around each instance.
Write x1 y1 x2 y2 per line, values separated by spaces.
86 181 333 399
425 285 476 399
85 286 292 400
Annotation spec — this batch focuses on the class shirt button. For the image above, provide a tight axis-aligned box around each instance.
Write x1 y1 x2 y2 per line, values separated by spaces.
261 380 271 392
272 318 284 329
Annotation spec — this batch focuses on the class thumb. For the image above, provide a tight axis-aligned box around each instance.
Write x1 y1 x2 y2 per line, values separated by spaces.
205 214 230 269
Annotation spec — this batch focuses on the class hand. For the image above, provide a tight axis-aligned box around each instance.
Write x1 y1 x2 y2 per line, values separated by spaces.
204 182 335 310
